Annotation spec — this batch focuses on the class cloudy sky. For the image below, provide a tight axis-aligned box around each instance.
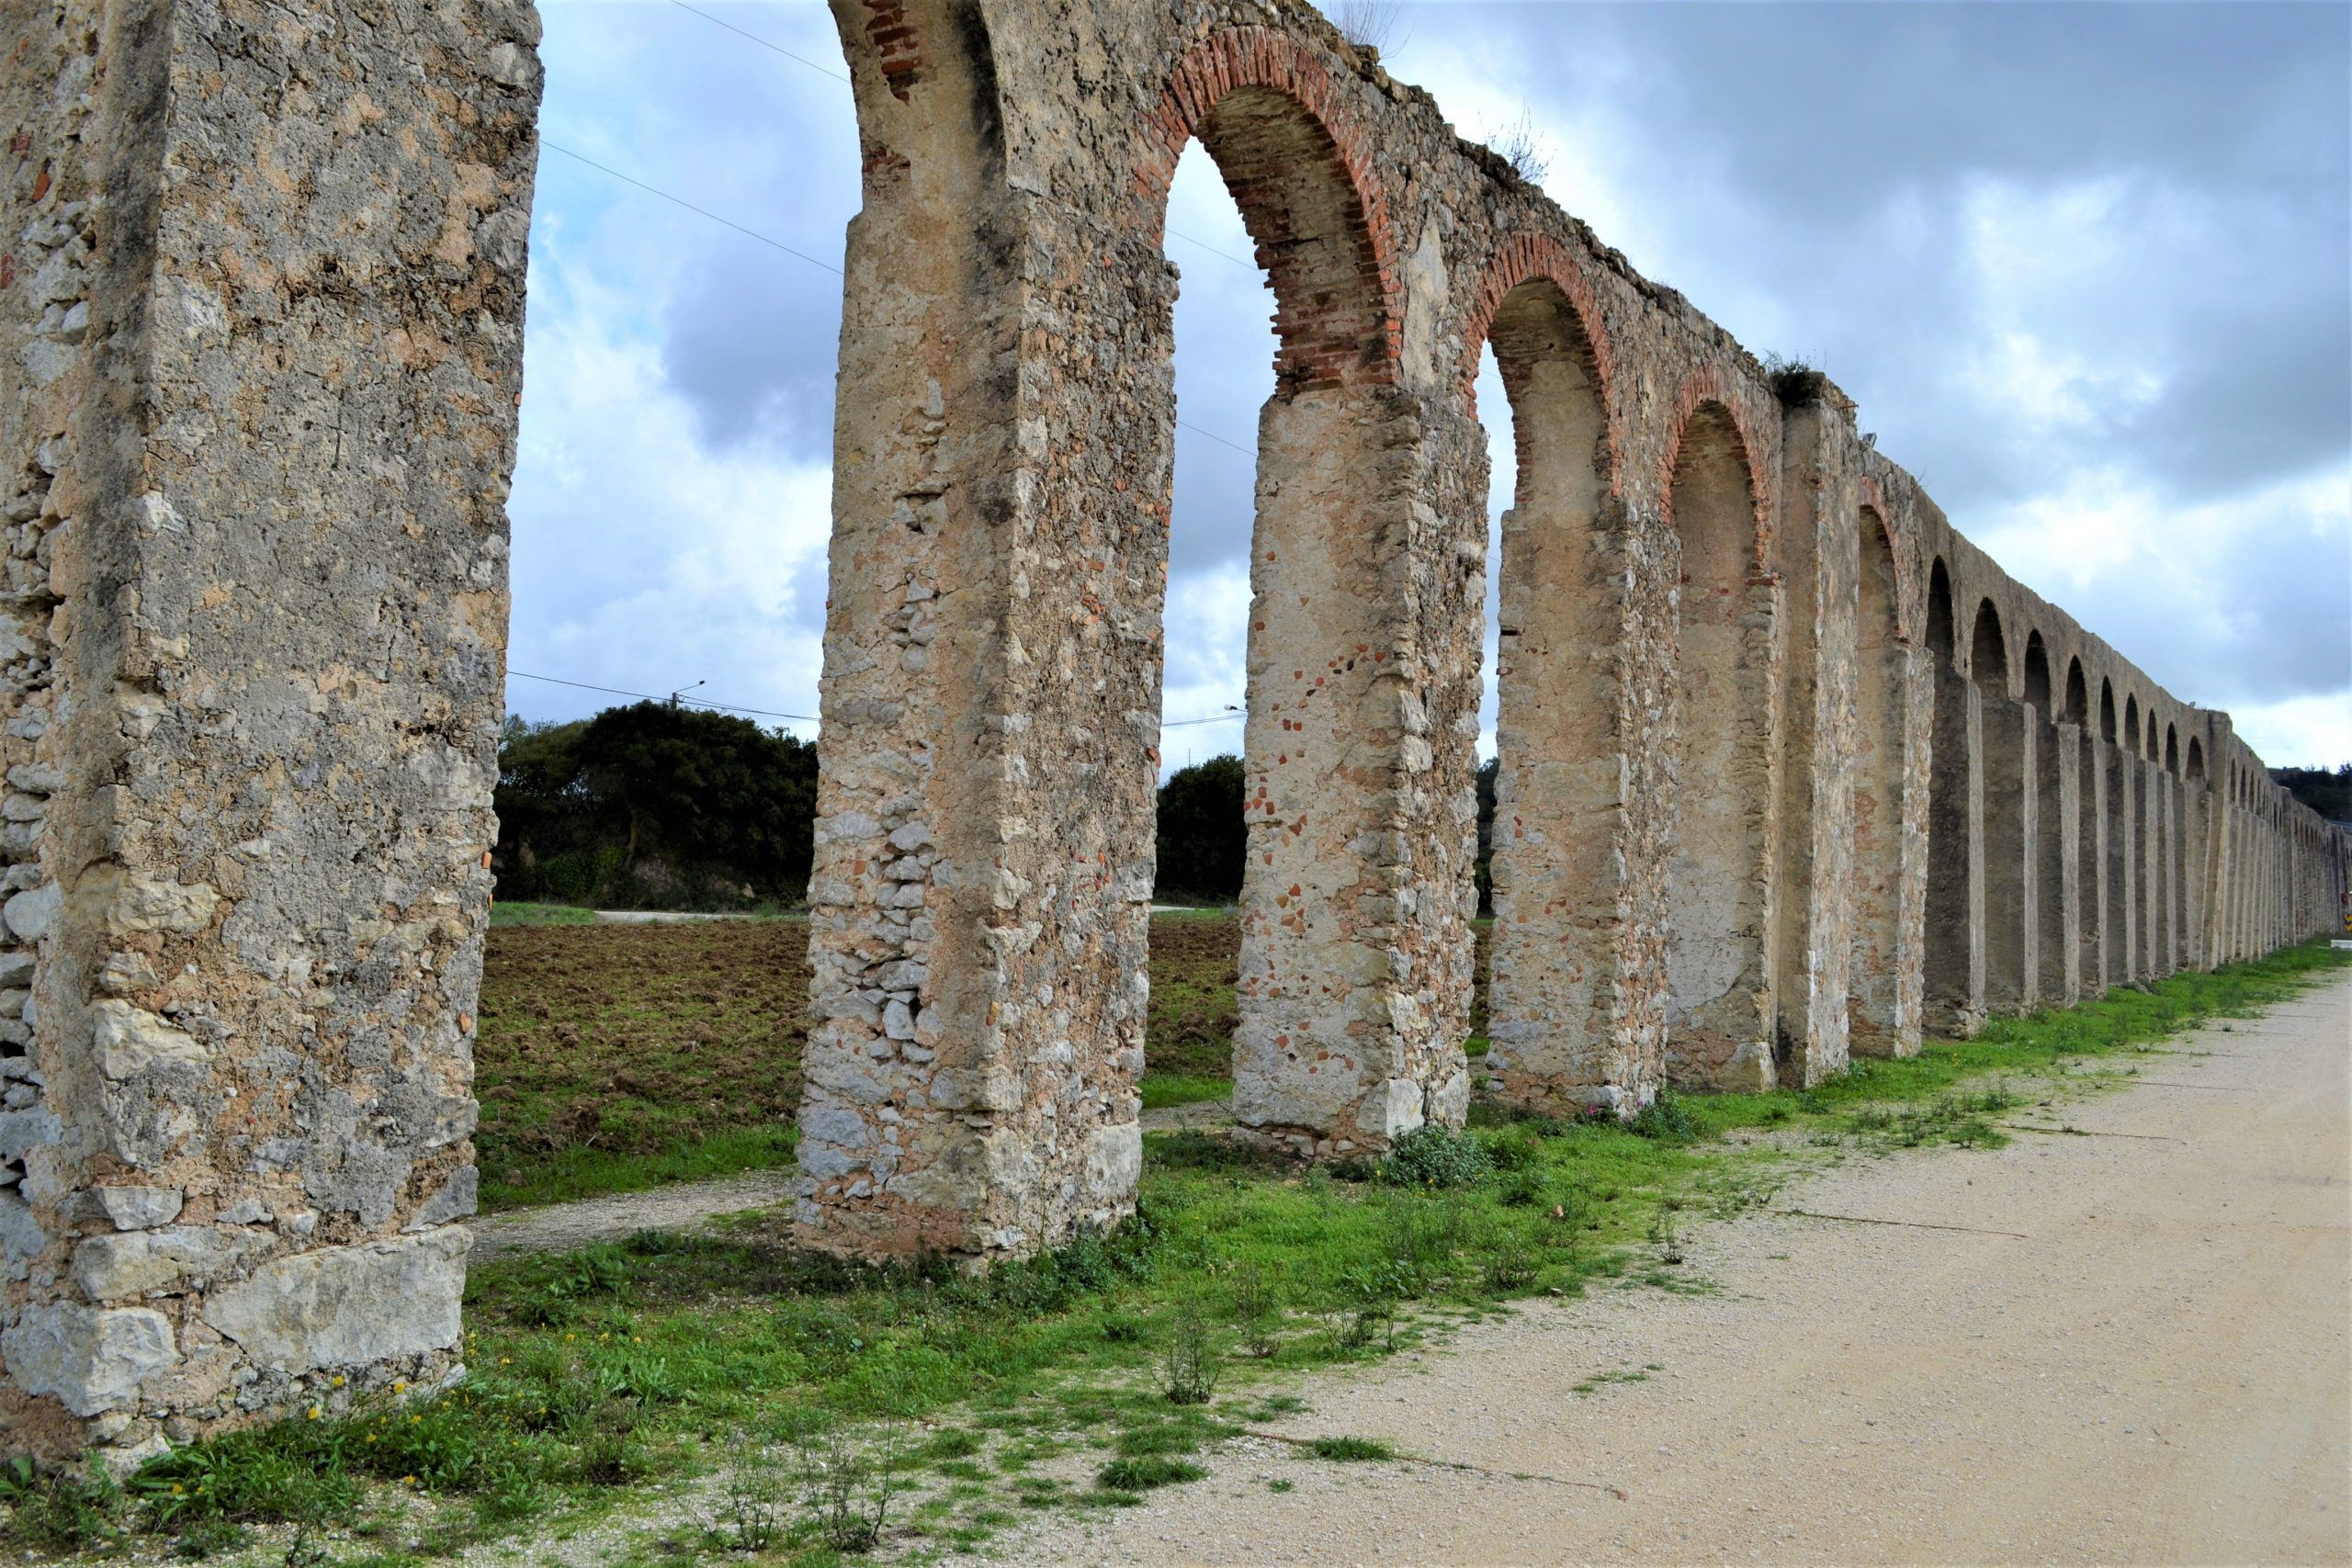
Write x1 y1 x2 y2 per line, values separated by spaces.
508 1 2350 768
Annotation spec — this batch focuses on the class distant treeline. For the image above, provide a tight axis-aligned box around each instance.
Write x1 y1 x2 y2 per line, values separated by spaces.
493 703 819 911
493 709 1509 912
2273 763 2352 823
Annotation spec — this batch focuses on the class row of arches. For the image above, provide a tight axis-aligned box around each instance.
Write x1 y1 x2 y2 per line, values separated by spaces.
795 2 2351 1260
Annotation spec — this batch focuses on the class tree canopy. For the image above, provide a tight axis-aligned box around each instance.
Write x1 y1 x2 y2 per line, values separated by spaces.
493 702 819 910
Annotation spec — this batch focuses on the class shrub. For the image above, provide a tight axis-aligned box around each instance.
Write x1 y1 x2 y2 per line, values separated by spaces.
1380 1124 1492 1189
1631 1088 1695 1143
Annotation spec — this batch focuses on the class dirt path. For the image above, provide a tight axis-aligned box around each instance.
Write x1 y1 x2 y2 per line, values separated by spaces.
467 1168 798 1259
466 1101 1236 1259
974 972 2352 1566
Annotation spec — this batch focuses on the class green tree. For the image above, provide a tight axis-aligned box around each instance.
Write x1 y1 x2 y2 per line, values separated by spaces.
492 702 820 909
1154 754 1247 904
2273 763 2352 822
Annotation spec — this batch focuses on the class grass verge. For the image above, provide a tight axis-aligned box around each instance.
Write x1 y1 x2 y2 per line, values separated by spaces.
13 940 2341 1563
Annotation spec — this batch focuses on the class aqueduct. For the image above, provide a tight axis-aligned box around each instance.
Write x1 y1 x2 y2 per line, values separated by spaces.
1 0 2345 1463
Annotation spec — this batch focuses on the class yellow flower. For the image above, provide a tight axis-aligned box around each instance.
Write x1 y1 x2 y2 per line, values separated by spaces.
410 1415 422 1425
366 1434 378 1444
401 1474 417 1486
306 1406 321 1420
331 1374 345 1388
392 1379 408 1394
170 1484 184 1495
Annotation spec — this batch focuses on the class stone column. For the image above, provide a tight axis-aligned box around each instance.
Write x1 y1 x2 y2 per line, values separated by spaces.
2163 775 2183 971
2078 731 2107 995
1980 698 2032 1012
1849 643 1916 1055
2036 718 2078 1006
2140 760 2164 976
2109 746 2137 983
0 2 540 1464
1924 662 1982 1033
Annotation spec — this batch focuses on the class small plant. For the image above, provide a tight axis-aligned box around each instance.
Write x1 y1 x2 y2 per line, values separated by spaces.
3 1457 128 1553
715 1438 784 1553
1649 1200 1686 1266
1155 1311 1225 1405
1631 1088 1695 1143
1478 1223 1539 1294
792 1426 905 1556
1268 1477 1295 1494
280 1526 330 1568
1227 1259 1282 1358
1099 1310 1146 1344
1764 353 1828 407
1096 1455 1205 1493
1381 1123 1493 1189
1309 1435 1394 1461
1485 110 1550 184
1330 0 1403 56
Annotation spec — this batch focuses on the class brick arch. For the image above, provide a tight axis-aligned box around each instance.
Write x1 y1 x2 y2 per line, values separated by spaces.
1134 26 1402 391
1459 231 1621 475
1660 367 1775 571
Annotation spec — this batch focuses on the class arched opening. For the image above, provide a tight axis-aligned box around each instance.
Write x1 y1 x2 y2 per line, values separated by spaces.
2165 724 2179 773
1970 600 2008 693
1970 602 2030 1008
2023 631 2052 712
2187 737 2205 781
1475 271 1622 1109
1136 63 1453 1152
2124 694 2142 751
2022 631 2068 1002
1922 558 1975 1030
2100 679 2118 743
2065 657 2104 992
1849 508 1908 1052
1663 401 1775 1089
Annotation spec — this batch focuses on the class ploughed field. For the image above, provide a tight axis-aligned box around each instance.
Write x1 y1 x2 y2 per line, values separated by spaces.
475 913 1494 1209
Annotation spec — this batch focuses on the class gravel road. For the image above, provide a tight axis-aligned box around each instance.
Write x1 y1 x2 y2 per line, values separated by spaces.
973 972 2352 1565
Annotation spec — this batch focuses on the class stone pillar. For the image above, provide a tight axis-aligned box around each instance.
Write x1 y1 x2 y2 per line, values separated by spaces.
2077 731 2107 995
2154 761 2164 973
1924 662 1982 1033
2109 746 2138 983
2163 775 2183 971
1980 699 2032 1012
2036 718 2078 1006
1849 643 1917 1055
0 1 540 1464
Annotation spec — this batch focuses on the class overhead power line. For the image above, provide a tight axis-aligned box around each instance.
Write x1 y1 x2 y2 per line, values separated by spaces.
509 669 819 724
539 141 843 276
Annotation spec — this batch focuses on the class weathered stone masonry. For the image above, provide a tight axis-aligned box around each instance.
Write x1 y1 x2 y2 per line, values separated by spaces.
2 0 2343 1461
2 0 539 1465
790 0 2350 1263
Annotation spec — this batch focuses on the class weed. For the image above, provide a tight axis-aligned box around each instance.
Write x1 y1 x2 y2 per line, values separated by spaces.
1227 1259 1282 1359
1309 1435 1393 1461
1631 1088 1695 1143
1155 1310 1225 1405
792 1425 905 1555
3 1458 128 1553
171 1518 249 1560
1649 1200 1686 1265
714 1438 784 1553
1382 1123 1493 1189
1268 1477 1295 1493
1096 1455 1206 1493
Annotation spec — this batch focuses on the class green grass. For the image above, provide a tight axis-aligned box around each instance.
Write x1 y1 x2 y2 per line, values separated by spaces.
488 900 598 927
476 1124 800 1211
23 939 2338 1563
1307 1436 1392 1461
1139 1074 1231 1111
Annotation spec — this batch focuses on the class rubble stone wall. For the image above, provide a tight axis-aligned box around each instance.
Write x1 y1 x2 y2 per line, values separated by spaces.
2 0 539 1464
